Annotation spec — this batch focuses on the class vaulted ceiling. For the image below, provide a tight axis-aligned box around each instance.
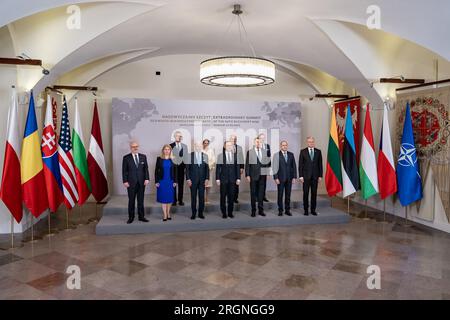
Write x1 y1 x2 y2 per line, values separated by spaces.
1 0 449 105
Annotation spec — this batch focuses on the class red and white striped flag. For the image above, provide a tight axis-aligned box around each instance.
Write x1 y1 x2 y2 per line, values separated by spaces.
88 101 108 202
0 87 23 222
377 103 397 199
58 96 79 209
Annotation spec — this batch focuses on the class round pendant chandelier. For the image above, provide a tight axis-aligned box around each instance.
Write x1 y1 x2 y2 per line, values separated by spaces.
200 5 275 88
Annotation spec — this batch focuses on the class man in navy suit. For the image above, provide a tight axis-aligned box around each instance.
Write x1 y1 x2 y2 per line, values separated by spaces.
122 141 150 224
298 137 323 216
273 141 297 216
186 141 209 220
216 141 241 219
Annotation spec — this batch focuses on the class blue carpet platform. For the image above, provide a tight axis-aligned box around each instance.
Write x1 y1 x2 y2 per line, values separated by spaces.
96 190 350 235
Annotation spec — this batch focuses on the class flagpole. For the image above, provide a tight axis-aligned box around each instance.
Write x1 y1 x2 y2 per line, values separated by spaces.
77 205 85 226
44 212 56 237
381 199 389 224
10 215 14 249
63 208 72 231
363 199 370 220
30 216 38 243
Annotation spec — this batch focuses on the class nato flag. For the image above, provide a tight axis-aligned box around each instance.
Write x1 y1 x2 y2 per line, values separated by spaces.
396 102 423 206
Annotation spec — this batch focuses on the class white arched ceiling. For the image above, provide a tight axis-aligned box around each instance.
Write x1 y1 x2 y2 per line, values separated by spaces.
57 49 159 101
313 20 450 99
8 1 162 91
0 0 167 27
2 0 449 104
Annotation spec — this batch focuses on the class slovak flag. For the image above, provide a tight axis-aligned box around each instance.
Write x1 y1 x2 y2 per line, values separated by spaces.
41 95 63 212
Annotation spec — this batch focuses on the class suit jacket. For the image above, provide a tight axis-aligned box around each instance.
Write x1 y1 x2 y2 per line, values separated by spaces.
234 144 245 169
170 142 189 165
245 148 271 180
273 151 297 181
261 143 271 158
186 152 210 183
154 157 177 183
122 153 150 186
298 148 323 180
216 152 240 183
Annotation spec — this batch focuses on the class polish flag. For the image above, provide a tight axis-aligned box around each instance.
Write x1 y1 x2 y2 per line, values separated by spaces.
377 103 397 199
0 87 23 222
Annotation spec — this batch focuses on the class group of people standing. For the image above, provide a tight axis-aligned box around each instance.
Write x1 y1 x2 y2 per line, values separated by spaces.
122 132 322 224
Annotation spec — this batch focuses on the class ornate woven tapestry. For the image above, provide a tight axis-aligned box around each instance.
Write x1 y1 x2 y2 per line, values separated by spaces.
396 87 450 222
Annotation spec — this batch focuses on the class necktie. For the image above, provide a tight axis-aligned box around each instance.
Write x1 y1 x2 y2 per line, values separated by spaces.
134 154 139 168
257 148 261 160
227 152 232 164
284 152 288 162
309 148 314 161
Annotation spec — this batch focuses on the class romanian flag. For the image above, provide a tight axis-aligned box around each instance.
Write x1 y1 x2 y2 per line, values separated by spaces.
21 91 48 217
325 106 342 196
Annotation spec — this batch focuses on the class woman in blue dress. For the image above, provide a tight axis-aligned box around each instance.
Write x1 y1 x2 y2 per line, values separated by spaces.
155 144 177 221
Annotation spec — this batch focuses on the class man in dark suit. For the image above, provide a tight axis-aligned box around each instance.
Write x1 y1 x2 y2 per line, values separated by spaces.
258 133 271 202
122 141 150 224
170 131 188 206
216 141 241 219
298 137 323 216
230 134 244 204
186 141 209 220
273 140 297 216
245 137 271 217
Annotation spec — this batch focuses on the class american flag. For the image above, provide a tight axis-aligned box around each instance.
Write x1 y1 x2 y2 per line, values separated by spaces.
58 96 79 208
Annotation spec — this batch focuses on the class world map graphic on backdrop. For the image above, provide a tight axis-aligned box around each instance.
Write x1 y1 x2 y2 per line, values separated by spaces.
111 98 302 195
397 87 450 222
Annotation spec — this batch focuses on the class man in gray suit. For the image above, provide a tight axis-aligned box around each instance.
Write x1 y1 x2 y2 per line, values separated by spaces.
170 131 188 206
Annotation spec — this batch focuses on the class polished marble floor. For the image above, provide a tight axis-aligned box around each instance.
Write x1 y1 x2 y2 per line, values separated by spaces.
1 199 450 300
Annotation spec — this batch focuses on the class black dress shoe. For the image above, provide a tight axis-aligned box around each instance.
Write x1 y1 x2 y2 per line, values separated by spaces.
190 215 196 220
139 217 149 222
234 200 239 204
263 198 269 202
278 211 283 216
222 214 227 219
311 212 318 216
228 213 234 218
285 211 292 216
251 212 256 217
199 214 205 219
304 211 309 216
259 212 266 216
179 201 185 206
126 218 134 224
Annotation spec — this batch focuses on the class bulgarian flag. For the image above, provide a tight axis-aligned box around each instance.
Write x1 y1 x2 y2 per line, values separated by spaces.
325 106 342 196
377 103 397 199
72 98 91 205
359 105 379 199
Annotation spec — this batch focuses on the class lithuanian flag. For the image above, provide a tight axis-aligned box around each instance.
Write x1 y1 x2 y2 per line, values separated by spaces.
21 91 48 217
325 106 343 196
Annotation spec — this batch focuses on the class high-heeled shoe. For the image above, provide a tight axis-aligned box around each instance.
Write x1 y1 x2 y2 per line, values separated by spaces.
168 217 172 220
163 218 167 222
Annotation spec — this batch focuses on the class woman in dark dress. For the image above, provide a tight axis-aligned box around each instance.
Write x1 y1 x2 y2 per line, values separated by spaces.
155 144 177 221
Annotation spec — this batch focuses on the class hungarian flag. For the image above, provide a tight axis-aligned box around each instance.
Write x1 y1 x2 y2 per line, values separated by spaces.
42 95 64 212
21 91 48 217
359 105 379 199
72 98 91 205
58 96 78 209
325 106 342 196
377 103 397 199
0 87 23 223
341 104 359 197
88 101 108 202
